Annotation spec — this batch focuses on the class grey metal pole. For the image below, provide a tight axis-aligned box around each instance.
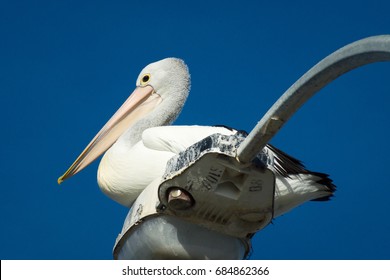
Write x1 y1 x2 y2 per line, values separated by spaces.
236 35 390 163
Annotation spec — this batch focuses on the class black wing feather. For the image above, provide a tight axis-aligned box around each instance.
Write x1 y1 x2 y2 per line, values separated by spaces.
267 144 336 199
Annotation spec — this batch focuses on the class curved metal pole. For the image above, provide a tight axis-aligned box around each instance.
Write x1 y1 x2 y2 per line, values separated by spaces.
237 35 390 163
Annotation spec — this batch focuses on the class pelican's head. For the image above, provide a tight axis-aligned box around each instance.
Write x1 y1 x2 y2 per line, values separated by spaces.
58 58 190 184
137 58 190 98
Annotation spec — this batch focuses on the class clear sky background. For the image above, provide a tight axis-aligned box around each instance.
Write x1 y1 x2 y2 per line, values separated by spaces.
1 0 389 260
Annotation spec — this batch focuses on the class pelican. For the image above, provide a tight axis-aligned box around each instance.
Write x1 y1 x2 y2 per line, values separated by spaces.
58 58 335 217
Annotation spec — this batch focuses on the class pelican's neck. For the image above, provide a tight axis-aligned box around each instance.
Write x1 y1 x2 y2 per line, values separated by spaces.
115 89 188 149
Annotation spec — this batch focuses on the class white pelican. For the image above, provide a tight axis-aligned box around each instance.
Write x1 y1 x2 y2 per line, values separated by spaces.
58 58 335 217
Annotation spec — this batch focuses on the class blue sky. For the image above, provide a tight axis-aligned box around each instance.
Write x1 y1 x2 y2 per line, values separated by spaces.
1 0 389 259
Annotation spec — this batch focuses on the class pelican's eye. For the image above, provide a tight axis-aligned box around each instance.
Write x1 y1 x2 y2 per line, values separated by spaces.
140 73 151 86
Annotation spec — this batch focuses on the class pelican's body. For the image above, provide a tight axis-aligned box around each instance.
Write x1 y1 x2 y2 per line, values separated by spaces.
59 58 335 217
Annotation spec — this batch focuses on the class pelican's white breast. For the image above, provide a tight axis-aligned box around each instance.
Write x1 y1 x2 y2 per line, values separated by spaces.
97 125 236 207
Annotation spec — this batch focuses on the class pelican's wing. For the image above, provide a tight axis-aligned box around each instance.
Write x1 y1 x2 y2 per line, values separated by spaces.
142 125 236 154
265 144 336 201
265 144 308 177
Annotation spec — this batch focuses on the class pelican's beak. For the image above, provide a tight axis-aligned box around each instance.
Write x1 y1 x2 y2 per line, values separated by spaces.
58 85 160 184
